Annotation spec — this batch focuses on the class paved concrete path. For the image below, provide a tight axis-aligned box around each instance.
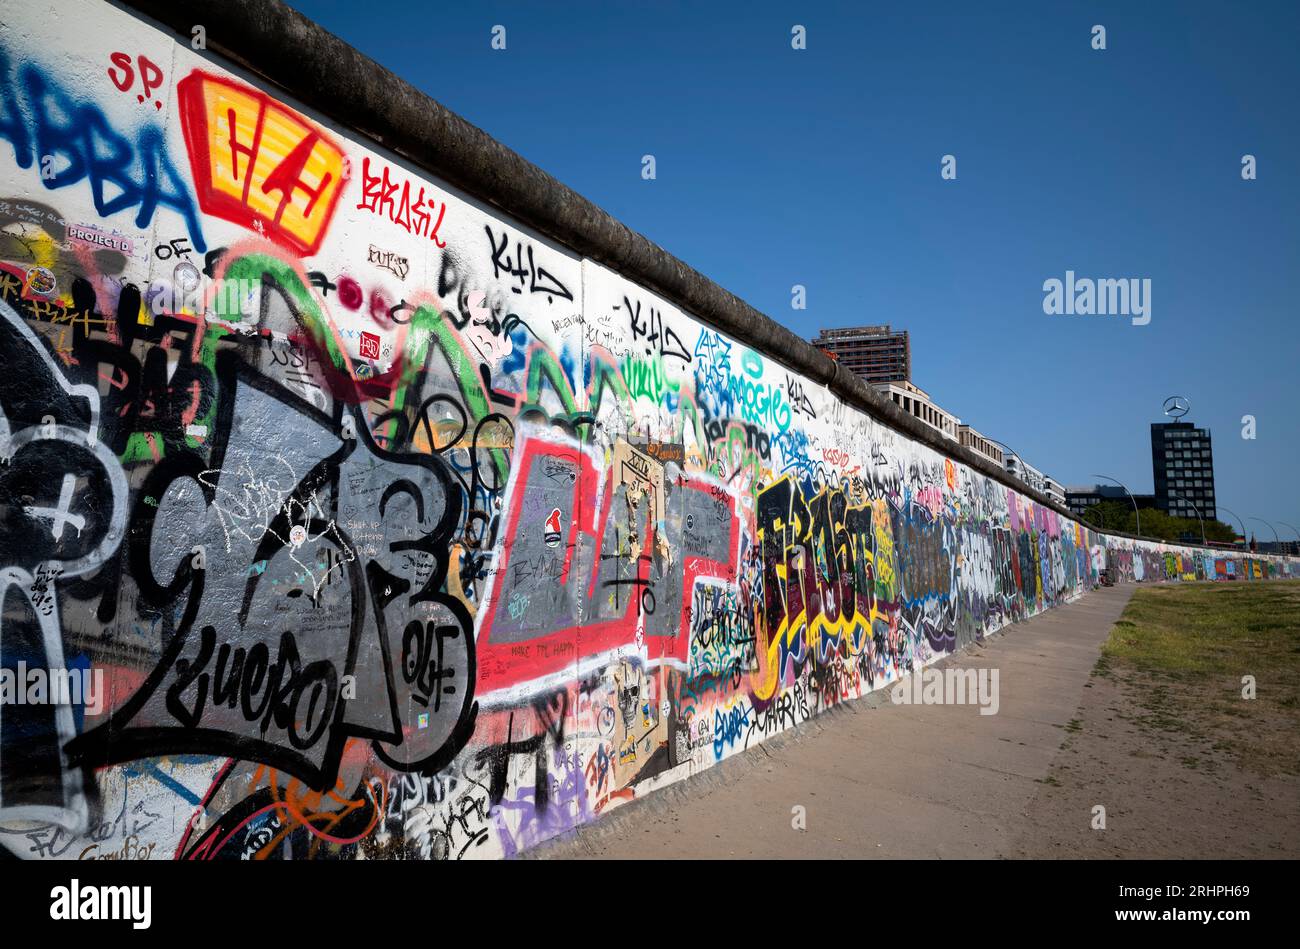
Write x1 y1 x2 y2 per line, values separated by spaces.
531 583 1136 859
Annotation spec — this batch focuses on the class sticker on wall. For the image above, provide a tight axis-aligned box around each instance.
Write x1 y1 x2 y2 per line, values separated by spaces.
67 222 134 255
24 267 56 296
359 331 381 360
544 507 563 547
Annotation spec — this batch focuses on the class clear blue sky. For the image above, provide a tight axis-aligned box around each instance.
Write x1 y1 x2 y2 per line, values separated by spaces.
289 0 1299 539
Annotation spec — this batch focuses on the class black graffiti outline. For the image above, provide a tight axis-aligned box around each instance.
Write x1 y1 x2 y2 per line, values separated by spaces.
65 352 478 791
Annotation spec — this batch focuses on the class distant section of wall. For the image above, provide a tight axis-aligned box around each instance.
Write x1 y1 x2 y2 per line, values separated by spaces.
0 0 1294 861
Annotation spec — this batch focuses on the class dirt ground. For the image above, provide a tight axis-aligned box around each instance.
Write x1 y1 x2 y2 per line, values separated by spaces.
1012 581 1300 858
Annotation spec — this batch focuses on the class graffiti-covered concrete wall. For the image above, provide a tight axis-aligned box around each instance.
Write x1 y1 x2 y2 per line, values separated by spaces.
0 0 1294 861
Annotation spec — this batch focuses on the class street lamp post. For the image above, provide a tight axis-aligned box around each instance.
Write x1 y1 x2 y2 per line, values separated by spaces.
1218 505 1248 550
1248 517 1281 555
1278 521 1300 558
985 438 1019 474
1093 474 1140 537
987 438 1044 494
1169 491 1205 546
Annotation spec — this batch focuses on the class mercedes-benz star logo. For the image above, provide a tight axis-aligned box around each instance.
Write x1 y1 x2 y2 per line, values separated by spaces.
1162 395 1190 420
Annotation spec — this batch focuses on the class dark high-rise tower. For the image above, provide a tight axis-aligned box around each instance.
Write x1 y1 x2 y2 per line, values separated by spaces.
1151 422 1216 522
812 324 910 385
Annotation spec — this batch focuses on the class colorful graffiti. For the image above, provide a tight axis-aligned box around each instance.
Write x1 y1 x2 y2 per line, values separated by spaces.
0 0 1295 862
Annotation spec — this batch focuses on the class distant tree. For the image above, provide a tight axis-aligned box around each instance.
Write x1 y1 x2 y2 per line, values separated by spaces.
1078 500 1129 532
1075 502 1236 545
1204 520 1237 544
